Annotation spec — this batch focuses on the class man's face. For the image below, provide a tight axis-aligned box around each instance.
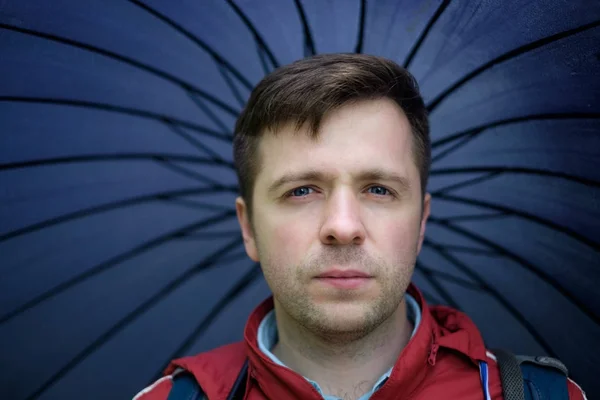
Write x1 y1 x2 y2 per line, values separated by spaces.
236 99 430 339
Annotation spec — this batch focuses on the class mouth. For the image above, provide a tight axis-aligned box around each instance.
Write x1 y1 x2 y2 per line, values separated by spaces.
314 269 373 289
317 269 371 279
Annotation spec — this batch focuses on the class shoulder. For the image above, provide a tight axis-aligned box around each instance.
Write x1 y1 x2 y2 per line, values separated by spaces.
132 342 246 400
173 341 247 382
567 377 588 400
485 350 587 400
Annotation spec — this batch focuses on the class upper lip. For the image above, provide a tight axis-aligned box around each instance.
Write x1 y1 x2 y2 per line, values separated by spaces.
316 269 372 278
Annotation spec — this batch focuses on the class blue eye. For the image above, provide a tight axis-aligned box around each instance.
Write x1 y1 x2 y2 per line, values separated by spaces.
368 186 390 196
290 187 314 197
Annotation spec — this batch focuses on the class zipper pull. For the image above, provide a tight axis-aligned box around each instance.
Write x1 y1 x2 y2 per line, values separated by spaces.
428 342 439 366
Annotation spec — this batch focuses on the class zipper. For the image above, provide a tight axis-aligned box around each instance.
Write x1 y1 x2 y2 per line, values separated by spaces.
428 341 439 366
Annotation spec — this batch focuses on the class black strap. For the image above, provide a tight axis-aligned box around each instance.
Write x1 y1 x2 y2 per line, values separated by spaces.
494 349 526 400
167 371 201 400
226 359 249 400
493 349 569 400
168 359 249 400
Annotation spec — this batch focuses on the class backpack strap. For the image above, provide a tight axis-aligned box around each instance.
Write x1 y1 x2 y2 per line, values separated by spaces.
167 370 203 400
494 350 525 400
167 359 249 400
493 349 569 400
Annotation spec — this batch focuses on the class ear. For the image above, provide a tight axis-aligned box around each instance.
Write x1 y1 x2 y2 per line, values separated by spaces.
236 196 259 262
416 193 431 254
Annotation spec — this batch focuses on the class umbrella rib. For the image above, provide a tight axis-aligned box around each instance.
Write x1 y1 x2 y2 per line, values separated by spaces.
423 233 558 356
403 0 451 69
179 230 244 239
431 132 478 164
256 42 274 76
429 216 600 326
165 123 234 166
438 212 508 223
431 244 500 255
433 193 600 253
0 23 241 117
293 0 317 56
1 153 232 219
354 0 367 54
0 153 233 171
415 260 462 309
431 171 502 195
216 64 248 108
432 112 600 149
162 199 233 213
154 262 262 380
0 185 236 243
184 92 235 137
420 245 488 292
128 0 254 91
0 210 238 326
224 0 280 68
156 159 224 186
426 19 600 112
23 237 245 400
0 97 234 143
431 166 600 188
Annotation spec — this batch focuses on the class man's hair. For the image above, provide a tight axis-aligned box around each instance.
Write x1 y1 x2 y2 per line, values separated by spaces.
233 53 430 216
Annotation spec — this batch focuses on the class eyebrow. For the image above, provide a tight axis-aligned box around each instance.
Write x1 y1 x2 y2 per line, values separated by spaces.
267 168 412 196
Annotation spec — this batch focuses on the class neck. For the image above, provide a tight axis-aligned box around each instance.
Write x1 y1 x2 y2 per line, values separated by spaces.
271 298 413 400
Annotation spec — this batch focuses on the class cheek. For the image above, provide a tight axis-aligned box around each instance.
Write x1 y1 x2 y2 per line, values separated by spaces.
377 214 422 253
271 212 313 248
257 217 309 273
257 222 309 295
273 226 311 273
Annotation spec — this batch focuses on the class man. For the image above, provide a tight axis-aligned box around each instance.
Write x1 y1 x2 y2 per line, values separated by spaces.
134 54 586 400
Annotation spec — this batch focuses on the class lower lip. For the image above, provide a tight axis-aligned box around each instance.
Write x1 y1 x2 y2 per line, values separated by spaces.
315 277 371 289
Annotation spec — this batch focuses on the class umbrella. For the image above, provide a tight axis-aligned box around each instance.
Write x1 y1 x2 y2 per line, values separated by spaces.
1 1 599 399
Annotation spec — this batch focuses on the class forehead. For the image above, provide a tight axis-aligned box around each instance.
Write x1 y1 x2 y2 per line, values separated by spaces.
255 99 417 187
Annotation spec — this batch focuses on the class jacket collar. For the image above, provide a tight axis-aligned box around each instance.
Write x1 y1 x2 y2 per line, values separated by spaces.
243 283 489 399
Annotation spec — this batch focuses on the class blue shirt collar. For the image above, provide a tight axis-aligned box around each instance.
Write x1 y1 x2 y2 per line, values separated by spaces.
257 294 422 400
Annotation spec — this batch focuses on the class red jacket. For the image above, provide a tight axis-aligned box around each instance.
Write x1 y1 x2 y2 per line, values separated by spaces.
134 285 586 400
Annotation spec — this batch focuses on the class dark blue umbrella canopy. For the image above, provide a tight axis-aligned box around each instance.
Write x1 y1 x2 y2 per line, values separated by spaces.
1 1 599 399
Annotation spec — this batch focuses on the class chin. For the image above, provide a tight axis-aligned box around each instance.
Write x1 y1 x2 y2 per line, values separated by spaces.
311 301 379 333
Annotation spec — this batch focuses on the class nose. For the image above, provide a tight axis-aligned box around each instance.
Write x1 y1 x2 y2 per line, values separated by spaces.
319 188 366 246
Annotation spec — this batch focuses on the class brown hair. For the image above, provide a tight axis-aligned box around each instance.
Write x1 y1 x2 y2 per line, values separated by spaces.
233 53 430 216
